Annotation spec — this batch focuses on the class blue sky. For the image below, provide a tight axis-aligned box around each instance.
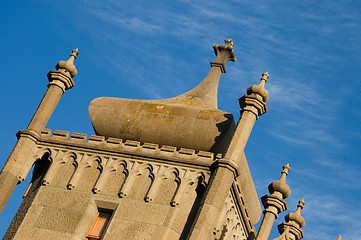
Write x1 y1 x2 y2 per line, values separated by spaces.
1 1 361 239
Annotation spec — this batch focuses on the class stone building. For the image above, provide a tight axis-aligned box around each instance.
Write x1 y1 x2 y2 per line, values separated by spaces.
0 40 306 239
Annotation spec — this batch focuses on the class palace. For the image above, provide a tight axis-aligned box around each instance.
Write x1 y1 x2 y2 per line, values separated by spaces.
0 40 306 240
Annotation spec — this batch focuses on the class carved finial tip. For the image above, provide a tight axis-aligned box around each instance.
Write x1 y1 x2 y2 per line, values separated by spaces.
282 163 291 173
261 72 269 82
71 48 79 58
224 39 233 47
298 199 305 208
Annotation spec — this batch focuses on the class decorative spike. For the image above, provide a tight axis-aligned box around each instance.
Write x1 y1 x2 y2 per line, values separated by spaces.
282 163 291 175
259 72 269 87
68 48 79 64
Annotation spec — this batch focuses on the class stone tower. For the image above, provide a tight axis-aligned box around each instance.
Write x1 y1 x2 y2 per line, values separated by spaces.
0 40 306 240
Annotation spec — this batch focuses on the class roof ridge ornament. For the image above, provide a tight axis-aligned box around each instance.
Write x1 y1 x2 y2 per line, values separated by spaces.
173 39 237 108
210 39 237 73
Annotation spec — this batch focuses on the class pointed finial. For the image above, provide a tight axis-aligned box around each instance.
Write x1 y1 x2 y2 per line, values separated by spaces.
246 72 269 102
68 48 79 63
56 48 79 78
298 199 305 209
260 72 269 84
285 199 305 228
336 235 342 240
282 163 291 175
268 164 291 199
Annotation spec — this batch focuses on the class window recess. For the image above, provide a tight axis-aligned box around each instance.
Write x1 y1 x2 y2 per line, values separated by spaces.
85 209 112 240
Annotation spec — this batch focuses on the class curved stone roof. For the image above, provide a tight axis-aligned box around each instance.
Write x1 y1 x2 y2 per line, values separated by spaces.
89 39 237 153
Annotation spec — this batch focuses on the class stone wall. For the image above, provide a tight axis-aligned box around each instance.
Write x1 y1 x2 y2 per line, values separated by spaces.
4 129 253 240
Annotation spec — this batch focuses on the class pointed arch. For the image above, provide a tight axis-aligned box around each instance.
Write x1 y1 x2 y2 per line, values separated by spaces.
76 155 103 192
127 163 154 200
100 158 128 196
47 151 78 188
153 166 181 205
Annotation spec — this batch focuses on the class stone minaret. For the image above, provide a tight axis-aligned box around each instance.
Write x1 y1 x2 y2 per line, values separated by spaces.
0 40 305 240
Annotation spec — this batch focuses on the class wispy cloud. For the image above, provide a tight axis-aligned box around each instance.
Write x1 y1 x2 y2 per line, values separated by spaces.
300 193 361 240
90 10 162 34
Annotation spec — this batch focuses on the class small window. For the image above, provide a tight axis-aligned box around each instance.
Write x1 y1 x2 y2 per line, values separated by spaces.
85 209 112 240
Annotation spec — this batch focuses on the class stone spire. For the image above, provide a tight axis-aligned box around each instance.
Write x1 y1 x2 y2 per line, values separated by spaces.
273 199 306 240
256 164 290 240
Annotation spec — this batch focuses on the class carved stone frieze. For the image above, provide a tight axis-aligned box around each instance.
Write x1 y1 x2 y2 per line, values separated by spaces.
28 129 211 207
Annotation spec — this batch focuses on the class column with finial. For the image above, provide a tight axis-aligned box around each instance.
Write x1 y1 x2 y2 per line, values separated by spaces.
0 49 79 214
273 199 306 240
27 48 79 131
225 72 269 162
256 164 291 240
187 71 270 239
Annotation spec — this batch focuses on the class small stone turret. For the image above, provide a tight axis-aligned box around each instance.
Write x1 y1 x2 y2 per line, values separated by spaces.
256 164 291 240
274 199 306 240
285 199 305 228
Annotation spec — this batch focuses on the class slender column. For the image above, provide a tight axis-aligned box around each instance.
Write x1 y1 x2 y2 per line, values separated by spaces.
0 49 79 214
187 72 270 239
256 164 291 240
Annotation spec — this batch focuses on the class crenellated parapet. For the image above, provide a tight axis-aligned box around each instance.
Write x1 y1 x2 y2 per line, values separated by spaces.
36 128 217 166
